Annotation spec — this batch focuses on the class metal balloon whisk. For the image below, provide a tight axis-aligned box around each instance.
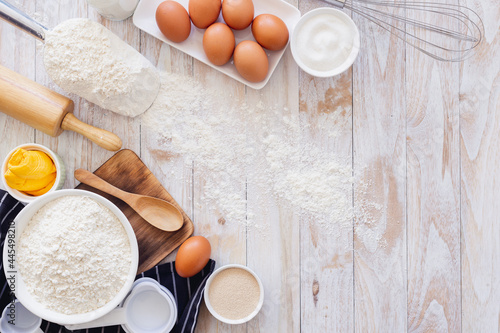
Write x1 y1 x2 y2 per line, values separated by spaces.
321 0 484 62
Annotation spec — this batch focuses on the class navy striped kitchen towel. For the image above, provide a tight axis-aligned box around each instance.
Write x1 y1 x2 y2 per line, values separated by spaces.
0 189 215 333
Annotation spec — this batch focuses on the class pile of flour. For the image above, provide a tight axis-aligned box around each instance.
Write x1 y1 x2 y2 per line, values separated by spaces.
43 18 160 117
17 195 132 315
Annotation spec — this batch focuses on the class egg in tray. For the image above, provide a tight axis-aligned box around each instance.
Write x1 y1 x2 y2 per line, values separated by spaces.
155 0 289 83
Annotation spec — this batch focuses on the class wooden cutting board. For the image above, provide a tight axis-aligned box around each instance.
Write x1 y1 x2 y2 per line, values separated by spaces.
76 149 193 274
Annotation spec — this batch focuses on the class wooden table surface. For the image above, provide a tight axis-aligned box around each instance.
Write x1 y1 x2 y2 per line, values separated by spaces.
1 0 499 331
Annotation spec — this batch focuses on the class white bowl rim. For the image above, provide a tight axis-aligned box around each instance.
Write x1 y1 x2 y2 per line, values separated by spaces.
122 277 178 333
204 264 264 325
290 7 361 78
1 143 64 203
2 189 139 325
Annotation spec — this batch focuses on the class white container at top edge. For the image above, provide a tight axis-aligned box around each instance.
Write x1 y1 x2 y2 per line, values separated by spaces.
2 189 139 326
1 143 66 203
204 264 264 325
291 7 360 77
87 0 140 21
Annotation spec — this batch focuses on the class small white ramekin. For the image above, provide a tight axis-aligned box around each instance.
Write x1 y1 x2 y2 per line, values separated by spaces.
204 264 264 325
1 143 66 203
291 7 360 77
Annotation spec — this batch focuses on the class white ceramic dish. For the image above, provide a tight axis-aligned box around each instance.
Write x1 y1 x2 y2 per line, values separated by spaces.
2 189 139 325
120 278 177 333
0 300 42 333
204 264 264 324
1 143 66 203
290 7 360 77
65 277 177 332
133 0 301 90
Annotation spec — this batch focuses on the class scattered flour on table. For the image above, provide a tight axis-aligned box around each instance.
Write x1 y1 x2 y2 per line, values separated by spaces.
354 178 385 252
39 15 375 239
43 18 160 117
13 1 49 26
142 72 368 236
17 195 132 315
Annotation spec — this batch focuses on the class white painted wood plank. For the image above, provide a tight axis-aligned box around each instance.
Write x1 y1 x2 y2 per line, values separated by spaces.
460 0 500 330
405 1 461 331
352 5 407 331
298 3 353 333
245 48 301 333
299 74 354 332
189 61 247 333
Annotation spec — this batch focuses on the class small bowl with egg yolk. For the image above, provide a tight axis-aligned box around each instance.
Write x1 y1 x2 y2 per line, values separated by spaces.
1 143 66 203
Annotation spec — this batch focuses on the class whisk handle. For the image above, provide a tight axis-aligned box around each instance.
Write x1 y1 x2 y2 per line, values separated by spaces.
0 0 47 41
320 0 346 9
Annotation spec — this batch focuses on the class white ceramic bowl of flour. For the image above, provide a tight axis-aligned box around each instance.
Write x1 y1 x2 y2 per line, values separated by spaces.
2 189 139 325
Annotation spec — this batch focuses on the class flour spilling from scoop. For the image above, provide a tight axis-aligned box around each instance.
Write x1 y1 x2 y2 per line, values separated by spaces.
43 18 160 117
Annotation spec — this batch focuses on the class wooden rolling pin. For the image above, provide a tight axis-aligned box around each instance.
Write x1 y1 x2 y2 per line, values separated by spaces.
0 65 122 151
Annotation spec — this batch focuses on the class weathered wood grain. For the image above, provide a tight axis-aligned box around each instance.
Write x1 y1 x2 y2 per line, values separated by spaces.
190 56 247 333
299 75 354 332
246 35 301 333
405 2 461 331
460 0 500 330
298 1 354 332
352 4 407 331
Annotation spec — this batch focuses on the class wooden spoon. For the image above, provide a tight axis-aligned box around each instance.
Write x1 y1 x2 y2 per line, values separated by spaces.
74 169 183 232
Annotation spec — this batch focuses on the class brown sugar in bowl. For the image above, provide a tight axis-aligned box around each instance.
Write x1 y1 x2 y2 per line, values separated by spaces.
204 264 264 324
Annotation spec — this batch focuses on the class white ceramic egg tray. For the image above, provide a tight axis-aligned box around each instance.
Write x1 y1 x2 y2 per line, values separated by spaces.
133 0 301 89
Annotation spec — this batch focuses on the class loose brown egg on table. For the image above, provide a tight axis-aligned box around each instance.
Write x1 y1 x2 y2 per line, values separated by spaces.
252 14 289 51
222 0 254 30
156 1 191 43
175 236 211 278
233 40 269 83
189 0 222 29
203 23 235 66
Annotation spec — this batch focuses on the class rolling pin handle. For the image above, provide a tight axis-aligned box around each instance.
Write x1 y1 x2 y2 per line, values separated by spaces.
61 113 123 151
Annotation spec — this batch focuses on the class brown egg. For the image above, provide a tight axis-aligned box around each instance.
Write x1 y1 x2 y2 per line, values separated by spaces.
175 236 212 278
252 14 289 51
233 40 268 82
156 1 191 43
189 0 221 29
222 0 254 30
203 23 235 66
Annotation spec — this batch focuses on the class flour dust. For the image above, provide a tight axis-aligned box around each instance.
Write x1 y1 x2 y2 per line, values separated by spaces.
142 72 359 236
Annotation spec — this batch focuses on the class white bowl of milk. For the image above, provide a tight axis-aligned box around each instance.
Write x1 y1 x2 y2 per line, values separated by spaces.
291 7 360 77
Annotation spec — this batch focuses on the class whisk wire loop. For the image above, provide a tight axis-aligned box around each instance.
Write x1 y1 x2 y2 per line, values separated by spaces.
319 0 484 61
